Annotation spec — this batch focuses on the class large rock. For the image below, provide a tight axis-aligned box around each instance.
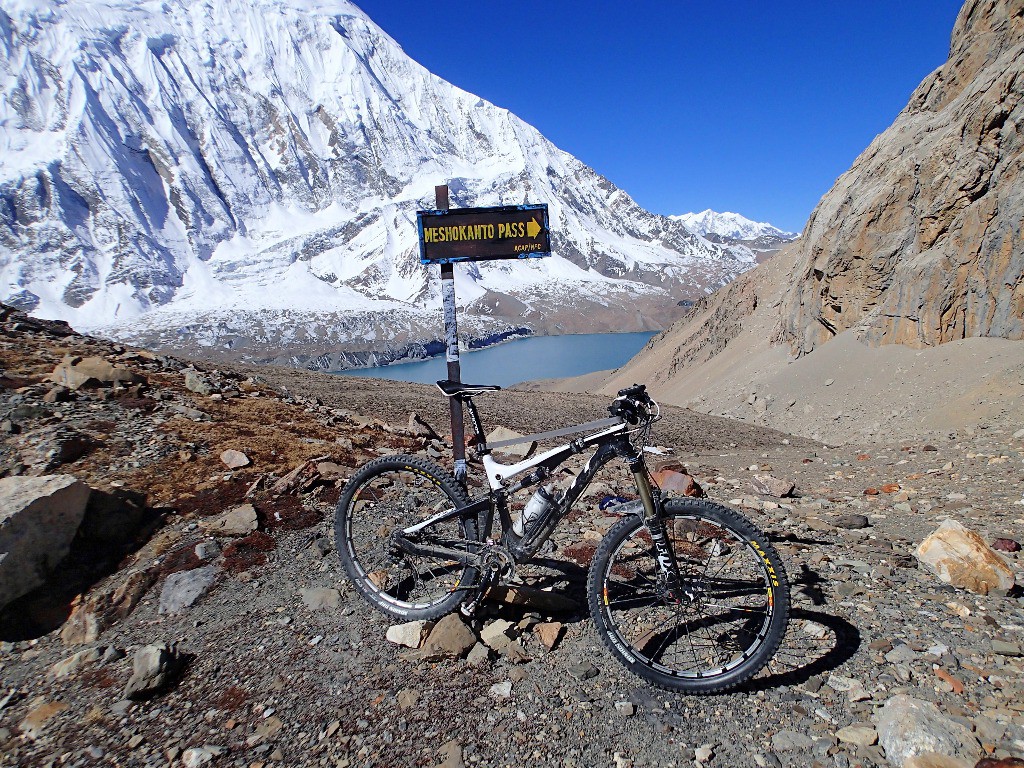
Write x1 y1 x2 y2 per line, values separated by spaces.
875 694 980 767
916 519 1016 595
780 0 1024 354
0 475 91 609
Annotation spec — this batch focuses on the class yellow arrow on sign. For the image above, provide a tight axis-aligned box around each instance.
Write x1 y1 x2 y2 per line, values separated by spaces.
526 217 542 238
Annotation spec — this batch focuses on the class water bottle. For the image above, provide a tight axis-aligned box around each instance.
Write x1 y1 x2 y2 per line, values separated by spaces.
514 485 556 536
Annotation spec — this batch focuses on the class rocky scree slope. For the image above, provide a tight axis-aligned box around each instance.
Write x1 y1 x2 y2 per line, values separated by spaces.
595 0 1024 443
0 0 754 370
1 305 1024 767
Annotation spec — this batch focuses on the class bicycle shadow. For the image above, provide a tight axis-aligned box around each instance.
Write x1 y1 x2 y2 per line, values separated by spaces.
744 607 861 691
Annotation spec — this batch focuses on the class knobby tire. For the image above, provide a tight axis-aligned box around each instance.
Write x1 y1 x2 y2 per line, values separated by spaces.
587 497 790 694
335 455 478 622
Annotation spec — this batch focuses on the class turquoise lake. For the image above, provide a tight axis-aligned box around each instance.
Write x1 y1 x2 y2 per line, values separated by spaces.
338 332 657 387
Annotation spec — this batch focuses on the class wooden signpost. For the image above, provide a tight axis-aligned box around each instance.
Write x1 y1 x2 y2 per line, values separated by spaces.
419 187 551 482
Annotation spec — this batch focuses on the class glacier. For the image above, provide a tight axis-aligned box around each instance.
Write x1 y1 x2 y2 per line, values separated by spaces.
0 0 766 369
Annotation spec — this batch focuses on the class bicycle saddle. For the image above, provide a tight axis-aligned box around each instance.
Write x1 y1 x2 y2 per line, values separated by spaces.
435 380 502 397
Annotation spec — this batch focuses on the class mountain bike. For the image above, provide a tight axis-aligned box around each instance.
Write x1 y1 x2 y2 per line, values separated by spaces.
334 382 790 693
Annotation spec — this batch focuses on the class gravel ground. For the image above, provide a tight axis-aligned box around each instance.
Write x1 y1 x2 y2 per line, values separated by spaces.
1 314 1023 768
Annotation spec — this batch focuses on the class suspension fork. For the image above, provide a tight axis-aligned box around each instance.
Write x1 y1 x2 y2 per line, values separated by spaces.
629 457 688 601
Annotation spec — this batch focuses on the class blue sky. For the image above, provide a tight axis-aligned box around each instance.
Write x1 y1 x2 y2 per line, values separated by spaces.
356 1 964 233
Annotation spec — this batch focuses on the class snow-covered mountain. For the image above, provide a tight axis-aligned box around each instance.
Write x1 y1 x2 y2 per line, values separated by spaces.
0 0 757 368
672 210 798 241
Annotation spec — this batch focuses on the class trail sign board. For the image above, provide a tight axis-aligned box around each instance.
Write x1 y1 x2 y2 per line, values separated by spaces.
417 204 551 265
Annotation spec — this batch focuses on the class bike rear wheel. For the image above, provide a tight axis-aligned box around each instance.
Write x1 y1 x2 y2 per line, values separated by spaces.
335 455 478 621
588 498 789 693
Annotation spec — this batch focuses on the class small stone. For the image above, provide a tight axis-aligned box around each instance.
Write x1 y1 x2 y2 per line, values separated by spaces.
836 725 877 747
480 619 514 651
159 566 216 615
397 689 420 711
300 588 341 611
436 739 465 768
750 474 795 498
386 620 430 649
123 643 184 699
183 370 214 396
568 662 599 680
772 730 813 752
824 378 834 386
102 646 125 663
991 639 1023 657
466 642 490 666
885 644 920 664
315 461 346 481
875 694 980 767
181 745 225 767
421 614 475 659
219 449 250 469
991 538 1021 553
489 681 513 698
200 504 258 536
534 621 563 650
695 744 715 763
614 701 635 716
50 647 102 678
833 514 870 530
195 541 221 560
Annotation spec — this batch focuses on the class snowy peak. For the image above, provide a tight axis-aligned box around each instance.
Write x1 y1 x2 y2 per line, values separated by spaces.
0 0 757 368
672 210 798 241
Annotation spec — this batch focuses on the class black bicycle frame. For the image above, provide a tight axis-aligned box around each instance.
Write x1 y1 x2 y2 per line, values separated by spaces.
393 425 685 599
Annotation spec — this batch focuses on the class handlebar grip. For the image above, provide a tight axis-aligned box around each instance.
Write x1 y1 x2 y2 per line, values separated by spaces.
608 398 639 424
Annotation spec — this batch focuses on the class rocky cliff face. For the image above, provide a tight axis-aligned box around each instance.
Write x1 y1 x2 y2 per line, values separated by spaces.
780 0 1024 355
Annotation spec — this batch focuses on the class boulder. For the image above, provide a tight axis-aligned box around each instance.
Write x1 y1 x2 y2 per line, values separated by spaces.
875 694 980 767
915 520 1016 595
0 475 91 609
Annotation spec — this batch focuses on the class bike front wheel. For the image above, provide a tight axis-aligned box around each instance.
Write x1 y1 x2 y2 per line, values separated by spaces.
588 497 789 693
335 455 478 621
